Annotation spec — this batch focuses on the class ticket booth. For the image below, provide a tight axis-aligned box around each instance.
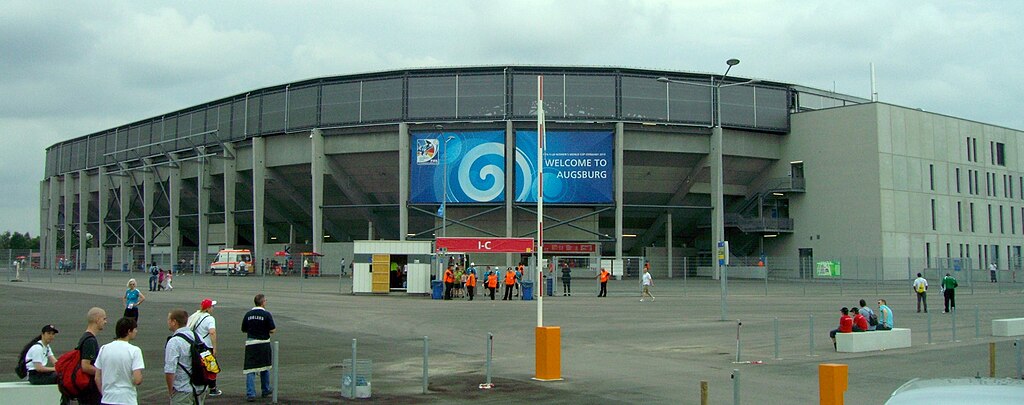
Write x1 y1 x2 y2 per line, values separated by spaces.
353 241 434 295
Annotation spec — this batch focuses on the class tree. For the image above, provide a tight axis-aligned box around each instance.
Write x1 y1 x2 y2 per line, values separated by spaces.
0 231 39 250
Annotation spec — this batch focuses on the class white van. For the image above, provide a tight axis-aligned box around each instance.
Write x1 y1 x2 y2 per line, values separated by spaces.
210 249 253 276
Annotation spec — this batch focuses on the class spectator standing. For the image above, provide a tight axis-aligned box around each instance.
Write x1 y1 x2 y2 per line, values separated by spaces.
876 299 894 330
20 324 60 385
597 268 610 297
187 299 221 397
913 273 928 313
164 309 207 405
78 307 108 405
941 273 959 313
95 317 144 405
829 307 854 350
640 266 655 302
122 279 145 322
242 294 276 402
148 262 159 291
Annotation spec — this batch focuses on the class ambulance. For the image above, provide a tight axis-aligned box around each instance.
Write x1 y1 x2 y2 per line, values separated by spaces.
209 249 253 275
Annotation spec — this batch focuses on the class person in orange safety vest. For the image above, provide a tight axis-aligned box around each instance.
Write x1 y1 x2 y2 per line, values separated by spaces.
465 270 477 301
503 267 516 301
597 268 611 297
486 268 499 300
443 266 455 300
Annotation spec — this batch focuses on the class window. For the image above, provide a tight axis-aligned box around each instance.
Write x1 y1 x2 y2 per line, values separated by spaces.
991 141 996 164
955 168 961 193
970 203 975 232
996 142 1006 166
930 199 937 230
946 243 951 259
973 138 979 162
1000 205 1005 234
966 137 972 161
968 170 974 194
957 201 963 231
988 204 993 233
926 243 932 268
1012 206 1016 235
929 164 934 190
975 171 980 195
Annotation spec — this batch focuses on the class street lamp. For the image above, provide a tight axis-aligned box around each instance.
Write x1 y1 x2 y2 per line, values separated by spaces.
658 59 757 321
436 125 455 237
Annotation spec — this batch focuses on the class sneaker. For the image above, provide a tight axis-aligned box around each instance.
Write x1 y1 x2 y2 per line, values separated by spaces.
208 388 222 397
640 298 644 302
262 390 274 398
246 397 256 402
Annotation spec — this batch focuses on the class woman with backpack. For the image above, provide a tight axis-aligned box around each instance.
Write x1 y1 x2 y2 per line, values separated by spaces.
16 324 60 384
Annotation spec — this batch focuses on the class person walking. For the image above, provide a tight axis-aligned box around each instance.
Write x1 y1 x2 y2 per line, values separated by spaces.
597 268 610 297
913 273 928 313
242 294 275 402
187 299 221 397
164 309 207 405
486 269 498 300
465 270 477 301
941 272 959 313
640 267 655 302
122 279 145 323
503 267 516 301
560 262 572 296
876 299 894 330
95 317 144 405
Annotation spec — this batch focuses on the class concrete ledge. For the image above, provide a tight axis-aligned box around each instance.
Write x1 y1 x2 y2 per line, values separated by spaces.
836 328 911 353
992 317 1024 336
0 381 62 404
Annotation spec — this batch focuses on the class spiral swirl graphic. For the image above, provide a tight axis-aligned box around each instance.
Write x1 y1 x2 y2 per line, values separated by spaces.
457 142 505 202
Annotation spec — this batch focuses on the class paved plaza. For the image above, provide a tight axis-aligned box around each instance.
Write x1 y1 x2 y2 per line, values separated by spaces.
3 270 1023 404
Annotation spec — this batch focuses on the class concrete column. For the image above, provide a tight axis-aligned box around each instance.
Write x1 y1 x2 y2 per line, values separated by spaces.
198 152 211 272
78 170 88 270
45 179 59 269
614 122 624 263
311 129 324 254
399 123 409 241
252 136 266 267
63 173 72 262
119 175 129 269
143 165 154 267
667 211 673 278
223 143 237 247
98 167 108 271
169 162 181 268
505 120 515 267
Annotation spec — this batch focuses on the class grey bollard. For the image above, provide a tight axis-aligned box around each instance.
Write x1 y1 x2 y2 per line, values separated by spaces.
422 336 429 394
732 368 740 405
272 341 279 404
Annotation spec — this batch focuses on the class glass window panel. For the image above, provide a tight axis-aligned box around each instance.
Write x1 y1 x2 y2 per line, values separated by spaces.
320 82 360 124
287 85 318 129
128 125 143 158
158 116 175 154
564 75 615 118
230 99 246 139
621 76 667 121
513 74 564 118
720 85 756 127
755 87 789 130
60 144 70 173
667 80 713 124
214 103 231 146
408 76 456 119
190 109 208 148
262 91 286 133
244 96 261 139
456 74 505 118
360 78 402 122
69 140 81 171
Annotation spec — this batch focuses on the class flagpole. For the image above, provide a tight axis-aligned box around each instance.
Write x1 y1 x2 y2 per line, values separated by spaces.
537 75 545 328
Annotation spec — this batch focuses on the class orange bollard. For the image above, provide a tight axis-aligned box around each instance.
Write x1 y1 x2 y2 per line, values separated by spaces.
534 326 562 381
818 363 848 405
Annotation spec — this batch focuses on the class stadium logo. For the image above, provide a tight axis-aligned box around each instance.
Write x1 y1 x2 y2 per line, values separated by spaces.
416 139 439 165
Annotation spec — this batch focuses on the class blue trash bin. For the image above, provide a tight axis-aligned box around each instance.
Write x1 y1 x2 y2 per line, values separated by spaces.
545 277 554 296
521 281 534 301
431 280 444 300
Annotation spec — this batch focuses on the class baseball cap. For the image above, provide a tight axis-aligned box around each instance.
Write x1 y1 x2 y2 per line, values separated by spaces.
201 299 217 310
41 324 59 334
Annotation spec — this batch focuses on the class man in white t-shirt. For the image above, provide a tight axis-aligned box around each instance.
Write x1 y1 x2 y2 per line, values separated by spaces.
187 299 220 397
641 266 655 302
912 273 928 313
95 317 144 405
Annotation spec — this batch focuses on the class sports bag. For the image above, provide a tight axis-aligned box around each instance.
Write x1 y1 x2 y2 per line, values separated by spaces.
56 335 96 399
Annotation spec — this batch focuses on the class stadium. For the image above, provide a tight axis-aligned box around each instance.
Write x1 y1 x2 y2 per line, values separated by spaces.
40 65 1024 282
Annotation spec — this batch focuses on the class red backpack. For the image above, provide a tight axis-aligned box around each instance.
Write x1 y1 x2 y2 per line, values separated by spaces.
55 335 95 398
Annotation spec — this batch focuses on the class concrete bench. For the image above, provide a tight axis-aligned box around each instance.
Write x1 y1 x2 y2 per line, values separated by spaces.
836 328 911 353
0 381 62 404
992 318 1024 336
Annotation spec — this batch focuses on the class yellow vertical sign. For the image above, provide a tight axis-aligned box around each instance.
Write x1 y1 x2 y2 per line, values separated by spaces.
372 254 390 293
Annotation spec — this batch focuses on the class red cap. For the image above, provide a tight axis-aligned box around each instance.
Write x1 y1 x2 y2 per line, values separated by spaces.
201 299 217 310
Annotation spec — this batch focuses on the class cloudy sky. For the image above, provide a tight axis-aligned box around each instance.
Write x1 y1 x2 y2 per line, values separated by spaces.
2 1 1022 234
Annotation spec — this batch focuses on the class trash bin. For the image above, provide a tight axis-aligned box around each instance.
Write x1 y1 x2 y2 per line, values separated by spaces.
341 359 372 399
521 280 534 301
431 280 444 300
545 277 554 296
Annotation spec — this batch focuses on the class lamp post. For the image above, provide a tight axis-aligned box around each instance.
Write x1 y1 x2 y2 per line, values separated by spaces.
658 59 757 321
436 125 455 238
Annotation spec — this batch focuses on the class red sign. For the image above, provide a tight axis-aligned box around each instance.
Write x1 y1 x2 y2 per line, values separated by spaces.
543 243 596 253
436 237 535 253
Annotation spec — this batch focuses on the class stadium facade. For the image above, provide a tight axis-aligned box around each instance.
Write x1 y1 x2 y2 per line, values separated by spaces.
40 66 1024 280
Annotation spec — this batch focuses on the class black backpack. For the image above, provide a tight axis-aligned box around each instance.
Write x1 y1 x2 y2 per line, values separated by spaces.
14 342 41 379
169 332 216 390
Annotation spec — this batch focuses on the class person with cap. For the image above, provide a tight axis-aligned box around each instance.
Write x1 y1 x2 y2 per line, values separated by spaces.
18 324 60 385
828 307 854 351
122 278 146 323
187 298 221 397
94 317 144 404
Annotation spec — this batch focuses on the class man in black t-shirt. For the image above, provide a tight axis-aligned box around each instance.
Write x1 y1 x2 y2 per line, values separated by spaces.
77 307 108 404
242 294 276 401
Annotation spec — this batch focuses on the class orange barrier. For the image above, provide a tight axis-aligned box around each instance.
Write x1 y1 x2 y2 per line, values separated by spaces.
535 326 562 381
818 363 848 405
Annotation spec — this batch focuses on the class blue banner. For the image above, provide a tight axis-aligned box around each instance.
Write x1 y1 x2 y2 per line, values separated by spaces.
514 131 613 203
410 130 505 203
